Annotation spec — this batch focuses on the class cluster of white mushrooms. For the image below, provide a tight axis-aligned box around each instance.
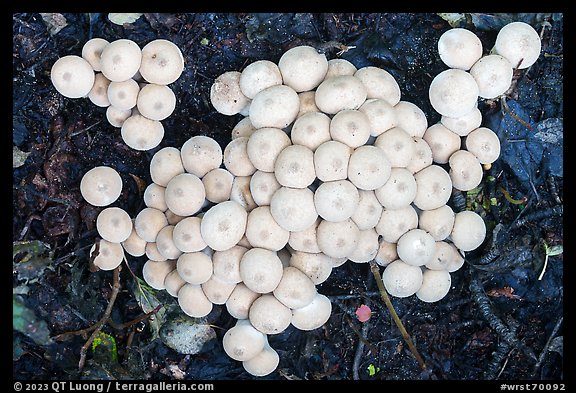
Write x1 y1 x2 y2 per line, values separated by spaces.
50 37 184 150
72 21 542 377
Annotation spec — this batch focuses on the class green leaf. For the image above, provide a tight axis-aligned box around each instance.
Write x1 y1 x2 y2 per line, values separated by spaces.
367 363 380 376
130 277 166 340
108 13 143 25
546 245 563 257
13 295 53 346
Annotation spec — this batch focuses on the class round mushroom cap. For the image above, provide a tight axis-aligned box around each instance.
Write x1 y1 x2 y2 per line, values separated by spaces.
329 109 371 148
226 283 261 320
289 251 333 284
91 240 125 271
465 126 501 164
240 248 284 293
274 145 316 188
426 241 465 272
423 123 462 164
210 71 250 116
272 266 317 309
145 242 167 262
222 320 266 362
120 114 164 151
200 201 248 252
223 136 256 177
249 84 300 129
51 55 95 99
351 190 383 230
202 168 234 203
80 166 123 207
155 225 183 260
242 342 280 377
143 183 167 211
429 69 479 118
106 105 132 128
314 180 359 222
142 259 176 290
164 173 206 217
450 211 486 252
239 60 283 99
249 170 281 206
438 28 483 70
314 75 367 114
441 107 483 137
291 293 332 331
290 112 332 151
416 269 452 303
396 228 437 267
96 207 133 243
412 165 453 211
406 137 434 174
202 274 237 305
297 91 320 117
354 66 401 106
121 224 147 257
278 45 328 92
177 283 213 318
246 127 292 172
100 39 141 82
348 145 392 190
394 101 429 138
107 78 139 110
381 259 423 298
176 252 213 284
165 209 185 226
139 39 184 85
316 218 360 259
469 55 514 99
325 58 358 79
418 205 455 241
212 245 248 284
347 228 380 263
374 239 398 267
358 98 398 137
149 147 184 187
136 83 177 120
88 73 111 107
231 116 256 140
374 127 416 168
270 187 318 232
494 21 541 69
164 269 187 297
448 150 484 191
249 294 292 335
181 135 223 178
134 207 168 242
245 206 289 251
375 205 419 243
314 140 353 182
81 38 110 71
288 219 322 253
230 176 258 212
374 168 417 210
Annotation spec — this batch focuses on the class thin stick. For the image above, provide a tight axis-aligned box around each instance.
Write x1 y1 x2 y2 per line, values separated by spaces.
532 316 563 377
369 260 427 370
108 304 163 330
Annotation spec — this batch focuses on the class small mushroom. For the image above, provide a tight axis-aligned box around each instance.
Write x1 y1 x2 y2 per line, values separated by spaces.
374 168 417 210
290 112 331 151
406 137 434 174
91 240 125 271
202 168 234 203
202 274 237 305
80 166 123 207
277 45 328 92
246 127 292 172
242 340 279 377
426 241 465 272
200 201 248 251
394 101 429 138
450 211 486 252
176 252 213 285
347 228 380 263
448 150 484 191
249 85 300 129
374 127 416 168
50 55 95 98
437 28 483 70
412 165 453 211
134 207 168 242
106 105 132 128
212 245 248 284
96 207 133 243
494 21 541 69
329 109 371 148
142 259 176 290
272 266 317 309
288 219 322 253
181 135 223 178
249 170 281 206
416 268 452 303
136 83 177 121
316 218 360 259
226 283 261 320
210 71 250 116
222 319 266 362
423 123 462 164
314 75 367 114
164 173 206 217
139 39 184 85
177 283 213 318
143 183 167 212
121 223 147 257
88 73 111 107
230 176 258 212
164 269 187 297
354 66 401 106
375 205 419 243
351 190 383 230
223 136 256 177
269 187 318 232
291 293 332 331
469 55 514 99
348 145 392 191
289 251 333 285
314 140 353 182
99 39 142 82
239 60 283 99
107 78 139 110
374 239 398 267
145 242 167 262
274 145 316 189
81 37 109 71
464 127 501 164
358 98 398 137
418 205 455 241
245 206 289 251
325 58 358 79
381 259 423 298
231 117 256 140
149 147 185 187
428 69 479 118
249 294 292 335
297 91 320 118
120 114 164 151
155 225 183 260
396 228 436 267
239 248 284 294
441 107 483 137
314 180 359 222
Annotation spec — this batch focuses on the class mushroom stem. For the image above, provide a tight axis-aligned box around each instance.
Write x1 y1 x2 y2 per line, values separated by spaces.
369 260 427 370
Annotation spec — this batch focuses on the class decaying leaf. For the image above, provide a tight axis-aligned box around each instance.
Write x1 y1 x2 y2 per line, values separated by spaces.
108 13 143 26
13 146 30 168
39 13 68 36
13 240 53 283
130 277 166 340
486 286 522 300
13 294 53 346
160 314 216 355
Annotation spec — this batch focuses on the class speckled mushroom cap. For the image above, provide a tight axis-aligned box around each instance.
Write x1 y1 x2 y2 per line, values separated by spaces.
412 165 453 211
416 269 452 303
290 293 332 331
181 135 224 178
96 207 133 243
249 85 300 129
272 266 317 309
494 21 541 69
100 39 142 82
81 37 110 72
164 173 206 217
270 187 318 232
222 319 266 362
239 248 284 294
51 55 95 98
139 39 185 85
210 71 250 116
149 146 184 187
249 294 292 335
448 150 484 191
354 66 401 106
277 45 328 92
464 127 502 164
239 59 283 99
80 166 123 207
469 55 514 99
242 341 280 377
437 28 483 70
428 69 479 118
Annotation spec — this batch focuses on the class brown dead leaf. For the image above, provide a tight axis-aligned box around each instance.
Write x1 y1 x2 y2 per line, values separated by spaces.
486 286 522 300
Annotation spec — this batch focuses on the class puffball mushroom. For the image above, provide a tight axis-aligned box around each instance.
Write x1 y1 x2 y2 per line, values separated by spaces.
325 58 358 79
231 117 256 140
290 112 332 151
120 114 164 151
314 180 360 222
418 205 456 241
412 165 453 211
314 75 368 114
289 251 333 285
329 109 371 148
423 123 462 164
291 293 332 331
134 207 168 242
277 45 328 92
181 135 224 178
210 71 250 116
142 259 176 290
107 79 139 110
288 219 322 253
428 69 479 118
99 39 142 82
396 228 436 267
176 252 213 285
381 259 423 298
374 127 416 168
354 66 401 106
149 147 185 187
374 239 398 267
437 28 483 70
226 283 261 320
91 239 125 271
358 98 398 137
347 228 380 263
374 168 417 210
223 137 256 177
239 60 283 99
274 145 316 188
448 150 484 191
163 269 187 297
297 91 320 117
242 340 280 377
249 294 292 335
136 83 177 121
272 266 317 309
202 275 237 305
202 168 234 203
145 242 167 262
494 21 541 69
121 224 147 257
249 170 281 207
177 283 213 318
416 269 452 303
172 217 206 253
426 241 465 272
212 245 248 284
469 55 514 99
81 37 109 72
164 173 206 217
351 190 383 230
450 211 487 252
249 85 300 129
246 128 292 173
222 319 266 362
230 176 258 212
96 207 133 243
88 73 111 107
314 140 353 182
375 205 419 243
464 127 501 164
80 166 123 207
139 39 185 85
50 55 95 99
200 201 248 251
239 248 284 294
394 101 429 138
440 107 482 137
406 137 434 174
316 218 360 259
269 187 318 232
155 225 183 260
245 206 289 251
106 105 132 128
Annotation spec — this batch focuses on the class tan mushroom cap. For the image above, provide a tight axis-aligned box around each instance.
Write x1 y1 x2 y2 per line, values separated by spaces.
314 180 359 222
290 112 332 151
423 123 462 164
164 269 187 297
222 320 266 362
242 341 279 377
164 173 206 217
121 114 164 151
142 259 176 290
136 83 176 121
381 259 423 298
288 219 322 253
412 165 453 211
325 58 358 79
212 245 248 284
289 251 333 285
231 116 256 140
314 140 353 182
396 228 437 267
394 101 429 138
249 170 281 207
359 98 398 137
416 268 452 303
374 127 416 168
100 39 142 82
354 66 401 106
441 107 483 137
351 190 383 231
315 75 368 114
291 293 332 331
470 55 514 99
177 283 213 318
316 218 360 259
448 150 484 191
437 28 483 70
246 127 292 172
51 55 95 98
88 73 111 107
375 167 417 210
80 166 123 207
348 145 392 191
226 283 261 320
181 135 223 178
107 78 139 110
494 21 541 69
81 38 110 72
139 39 184 85
270 187 318 232
249 84 300 129
240 248 284 294
165 209 185 226
91 240 125 271
374 239 398 267
375 205 418 243
155 225 183 260
96 207 133 243
272 266 317 309
418 204 455 241
245 206 290 251
450 211 486 252
200 200 248 251
143 183 167 212
278 45 328 92
149 146 185 187
202 274 237 305
429 69 479 118
297 91 320 118
347 228 380 263
426 241 465 272
145 242 167 262
106 105 132 128
239 60 283 99
176 252 213 285
406 137 434 174
210 71 250 116
329 109 371 148
465 127 501 164
134 207 168 242
202 168 233 204
223 136 256 177
274 145 316 188
249 294 292 335
230 176 257 212
121 224 147 257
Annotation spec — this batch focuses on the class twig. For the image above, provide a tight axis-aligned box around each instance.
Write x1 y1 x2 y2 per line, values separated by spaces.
369 260 427 370
531 316 563 378
108 304 163 330
352 320 371 380
327 291 381 300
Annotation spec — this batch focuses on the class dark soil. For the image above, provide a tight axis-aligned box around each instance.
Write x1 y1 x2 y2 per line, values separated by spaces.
13 13 563 382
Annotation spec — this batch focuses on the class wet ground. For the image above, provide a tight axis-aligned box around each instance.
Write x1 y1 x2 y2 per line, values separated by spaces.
13 13 563 381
